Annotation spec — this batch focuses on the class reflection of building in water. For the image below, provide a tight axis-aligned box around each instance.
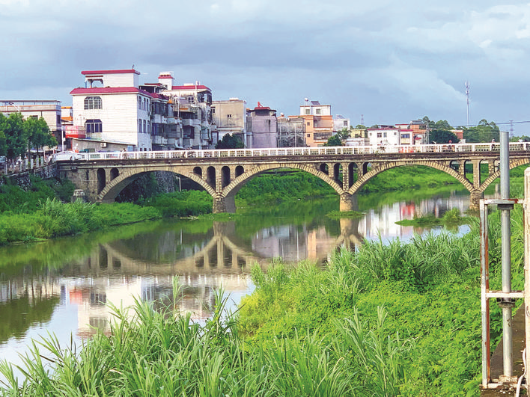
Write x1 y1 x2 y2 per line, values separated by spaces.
358 192 471 240
252 225 340 262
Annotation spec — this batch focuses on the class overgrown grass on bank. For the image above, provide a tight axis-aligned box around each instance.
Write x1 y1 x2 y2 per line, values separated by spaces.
0 190 213 246
0 209 520 396
237 207 524 396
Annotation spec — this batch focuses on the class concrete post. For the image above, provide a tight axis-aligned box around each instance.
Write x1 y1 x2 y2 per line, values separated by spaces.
459 160 466 176
342 163 350 190
473 160 482 189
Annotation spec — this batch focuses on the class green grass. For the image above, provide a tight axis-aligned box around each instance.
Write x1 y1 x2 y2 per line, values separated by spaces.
395 208 474 228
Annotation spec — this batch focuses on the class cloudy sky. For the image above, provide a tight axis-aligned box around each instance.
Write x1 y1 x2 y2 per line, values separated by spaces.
2 0 530 133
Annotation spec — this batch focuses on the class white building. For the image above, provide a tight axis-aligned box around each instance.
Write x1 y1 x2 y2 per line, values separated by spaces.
70 69 169 151
366 126 400 146
211 98 247 146
333 114 350 132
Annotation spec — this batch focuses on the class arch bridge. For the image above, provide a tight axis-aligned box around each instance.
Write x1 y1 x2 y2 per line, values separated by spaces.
58 143 530 212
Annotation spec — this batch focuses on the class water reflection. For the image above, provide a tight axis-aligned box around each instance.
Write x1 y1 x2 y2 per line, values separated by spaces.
0 188 474 371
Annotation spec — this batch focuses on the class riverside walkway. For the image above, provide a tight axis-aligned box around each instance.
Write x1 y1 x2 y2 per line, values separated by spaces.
57 142 530 213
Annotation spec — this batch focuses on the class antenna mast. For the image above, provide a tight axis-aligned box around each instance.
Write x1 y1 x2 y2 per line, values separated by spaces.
360 114 364 126
465 81 470 126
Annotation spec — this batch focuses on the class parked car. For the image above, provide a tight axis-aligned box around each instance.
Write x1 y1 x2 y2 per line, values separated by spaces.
54 151 84 161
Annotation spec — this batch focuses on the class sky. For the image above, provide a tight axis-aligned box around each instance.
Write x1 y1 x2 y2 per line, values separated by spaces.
2 0 530 134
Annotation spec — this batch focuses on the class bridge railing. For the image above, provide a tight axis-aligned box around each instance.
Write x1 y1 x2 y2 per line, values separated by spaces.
60 142 530 162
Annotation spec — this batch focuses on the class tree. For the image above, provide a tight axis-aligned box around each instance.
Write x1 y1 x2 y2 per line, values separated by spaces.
324 135 342 146
215 134 244 149
336 128 350 141
3 113 27 160
429 130 459 144
463 119 500 143
0 114 7 156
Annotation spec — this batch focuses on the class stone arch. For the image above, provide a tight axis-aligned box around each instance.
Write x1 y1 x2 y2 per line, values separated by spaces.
347 161 474 195
222 166 231 188
221 163 344 200
97 167 216 202
477 158 530 193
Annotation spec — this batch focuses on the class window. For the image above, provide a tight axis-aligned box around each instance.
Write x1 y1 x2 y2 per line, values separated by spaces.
307 122 310 126
138 97 141 109
85 119 102 133
212 107 216 113
307 133 311 137
305 109 310 115
84 96 102 110
316 109 321 115
377 132 382 138
30 115 38 119
227 114 232 118
138 119 142 132
383 132 387 138
143 120 146 133
343 121 348 127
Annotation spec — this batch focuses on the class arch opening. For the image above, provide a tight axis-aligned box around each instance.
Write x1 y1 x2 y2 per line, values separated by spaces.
207 166 216 189
222 166 231 188
97 168 106 194
333 163 343 184
320 163 329 174
110 168 119 181
235 165 244 177
193 167 202 178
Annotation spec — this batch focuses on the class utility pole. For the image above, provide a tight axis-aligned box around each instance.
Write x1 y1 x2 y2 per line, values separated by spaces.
465 81 470 126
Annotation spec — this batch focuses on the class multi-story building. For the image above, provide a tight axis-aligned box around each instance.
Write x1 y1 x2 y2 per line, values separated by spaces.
158 72 213 149
333 114 350 133
246 103 277 148
277 114 305 147
366 125 400 146
299 100 333 147
1 100 62 142
70 69 171 151
211 98 246 146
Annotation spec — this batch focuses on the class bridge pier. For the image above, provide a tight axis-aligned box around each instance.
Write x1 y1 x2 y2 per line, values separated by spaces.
213 195 236 214
340 193 358 212
470 190 483 210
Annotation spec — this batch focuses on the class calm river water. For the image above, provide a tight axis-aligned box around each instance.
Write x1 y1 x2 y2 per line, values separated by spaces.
0 187 477 374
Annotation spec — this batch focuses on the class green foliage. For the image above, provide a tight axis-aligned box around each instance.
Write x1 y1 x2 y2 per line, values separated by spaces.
360 165 459 193
463 119 500 143
139 190 212 217
428 129 459 144
215 133 244 149
324 135 342 146
236 170 335 206
237 210 519 396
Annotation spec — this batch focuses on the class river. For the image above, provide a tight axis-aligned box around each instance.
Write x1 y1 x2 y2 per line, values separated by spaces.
0 186 476 375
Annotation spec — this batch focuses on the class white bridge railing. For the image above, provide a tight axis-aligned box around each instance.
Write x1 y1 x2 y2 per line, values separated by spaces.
61 142 530 162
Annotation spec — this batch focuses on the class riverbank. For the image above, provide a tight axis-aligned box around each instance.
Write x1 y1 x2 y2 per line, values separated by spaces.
0 207 521 396
0 177 212 246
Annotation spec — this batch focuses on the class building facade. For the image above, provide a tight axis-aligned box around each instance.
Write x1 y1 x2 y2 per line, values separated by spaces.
299 100 333 147
246 103 277 148
70 69 170 151
1 100 62 141
211 98 247 146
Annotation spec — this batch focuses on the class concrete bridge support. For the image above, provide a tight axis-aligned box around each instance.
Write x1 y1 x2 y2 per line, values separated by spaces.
213 195 236 214
470 190 484 210
340 193 359 212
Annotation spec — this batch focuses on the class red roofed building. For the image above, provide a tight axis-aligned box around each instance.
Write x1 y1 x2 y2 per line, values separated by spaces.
70 69 173 151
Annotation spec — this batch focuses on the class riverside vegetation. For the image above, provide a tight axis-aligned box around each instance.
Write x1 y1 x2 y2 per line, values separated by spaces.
0 208 523 396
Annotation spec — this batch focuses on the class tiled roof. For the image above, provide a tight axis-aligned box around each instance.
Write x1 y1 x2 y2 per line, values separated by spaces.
70 87 167 100
170 85 211 91
82 69 140 75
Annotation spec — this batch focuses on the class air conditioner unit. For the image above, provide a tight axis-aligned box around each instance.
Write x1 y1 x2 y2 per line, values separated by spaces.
100 142 107 148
